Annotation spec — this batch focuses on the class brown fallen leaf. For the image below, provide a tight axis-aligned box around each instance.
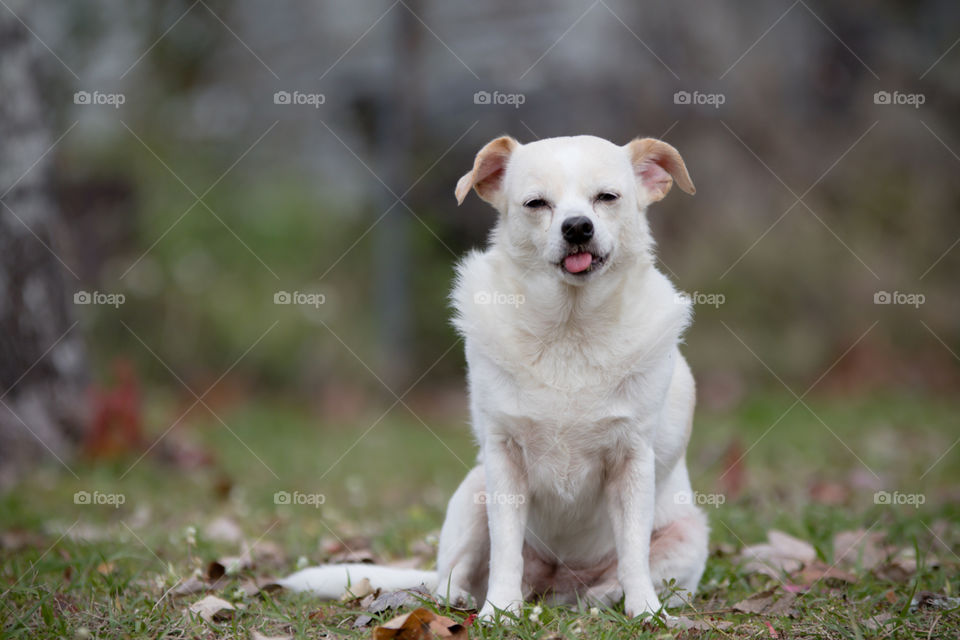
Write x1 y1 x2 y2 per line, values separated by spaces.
252 540 287 569
733 588 797 617
204 516 244 544
665 615 734 631
792 561 857 586
355 589 433 628
171 576 208 597
208 546 253 580
861 612 894 631
910 590 960 611
874 560 914 583
734 589 776 614
250 631 293 640
834 530 925 582
717 439 746 500
833 529 887 569
738 530 816 577
808 481 849 505
0 529 48 551
188 595 235 622
367 588 431 614
96 562 115 576
372 607 468 640
340 577 375 601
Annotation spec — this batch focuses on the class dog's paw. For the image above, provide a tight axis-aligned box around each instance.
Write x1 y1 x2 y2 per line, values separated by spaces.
624 591 664 619
477 599 522 623
433 585 476 610
583 581 624 608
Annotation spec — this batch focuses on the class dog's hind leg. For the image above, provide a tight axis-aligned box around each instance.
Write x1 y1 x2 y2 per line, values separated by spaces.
434 465 490 608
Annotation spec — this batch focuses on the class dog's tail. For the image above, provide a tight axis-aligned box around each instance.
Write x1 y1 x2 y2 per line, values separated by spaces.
278 564 438 599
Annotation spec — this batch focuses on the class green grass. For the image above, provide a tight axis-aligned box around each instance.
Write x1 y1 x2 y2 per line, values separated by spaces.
1 391 958 638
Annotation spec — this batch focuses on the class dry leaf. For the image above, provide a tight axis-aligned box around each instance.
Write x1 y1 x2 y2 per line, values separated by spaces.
208 546 253 580
340 577 375 601
171 576 208 597
228 577 284 600
96 562 115 575
0 529 47 551
910 591 960 611
833 529 886 569
862 612 894 631
834 530 924 581
250 631 293 640
355 588 433 627
204 516 244 544
367 588 431 614
665 615 734 631
733 589 776 614
793 561 857 586
739 530 816 577
717 439 746 500
733 588 797 616
372 607 468 640
252 540 287 569
189 595 235 622
808 481 849 505
354 614 375 629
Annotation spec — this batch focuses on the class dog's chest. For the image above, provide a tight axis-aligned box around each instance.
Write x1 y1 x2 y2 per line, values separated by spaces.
484 364 654 500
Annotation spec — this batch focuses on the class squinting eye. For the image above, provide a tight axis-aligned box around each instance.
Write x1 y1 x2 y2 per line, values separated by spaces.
596 192 619 203
524 198 548 209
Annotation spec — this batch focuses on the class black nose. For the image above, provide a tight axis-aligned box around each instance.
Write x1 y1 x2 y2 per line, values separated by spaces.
561 216 594 244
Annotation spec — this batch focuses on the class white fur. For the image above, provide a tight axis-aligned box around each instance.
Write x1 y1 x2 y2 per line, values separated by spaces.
279 565 437 598
283 135 708 620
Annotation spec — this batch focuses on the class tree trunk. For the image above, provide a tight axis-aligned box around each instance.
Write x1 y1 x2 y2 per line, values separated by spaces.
0 6 88 487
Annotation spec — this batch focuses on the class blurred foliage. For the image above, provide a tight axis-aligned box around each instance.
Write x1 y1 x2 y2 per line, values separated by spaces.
25 0 960 401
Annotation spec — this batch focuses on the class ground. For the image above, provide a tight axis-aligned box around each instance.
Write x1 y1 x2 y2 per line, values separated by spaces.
1 391 958 639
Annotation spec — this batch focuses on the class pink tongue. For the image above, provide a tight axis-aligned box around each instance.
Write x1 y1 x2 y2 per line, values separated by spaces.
563 252 593 273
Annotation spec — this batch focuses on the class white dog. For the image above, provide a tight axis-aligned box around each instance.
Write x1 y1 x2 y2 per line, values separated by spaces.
282 134 708 620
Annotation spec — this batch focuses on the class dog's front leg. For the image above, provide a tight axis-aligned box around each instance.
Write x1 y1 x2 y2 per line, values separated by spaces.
606 440 662 618
478 433 528 620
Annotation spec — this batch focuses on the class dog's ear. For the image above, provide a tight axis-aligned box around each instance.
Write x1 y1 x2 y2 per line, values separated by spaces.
455 136 519 206
624 138 695 204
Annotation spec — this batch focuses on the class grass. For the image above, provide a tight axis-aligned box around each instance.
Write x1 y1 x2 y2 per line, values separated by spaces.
1 391 958 638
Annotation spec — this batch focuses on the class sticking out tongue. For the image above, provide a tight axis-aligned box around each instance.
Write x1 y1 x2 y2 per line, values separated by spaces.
563 252 593 274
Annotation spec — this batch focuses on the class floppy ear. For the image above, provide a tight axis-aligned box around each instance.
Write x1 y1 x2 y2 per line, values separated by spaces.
624 137 695 204
455 136 519 206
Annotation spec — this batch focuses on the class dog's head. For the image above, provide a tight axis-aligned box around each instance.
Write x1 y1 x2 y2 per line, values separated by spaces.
455 135 694 285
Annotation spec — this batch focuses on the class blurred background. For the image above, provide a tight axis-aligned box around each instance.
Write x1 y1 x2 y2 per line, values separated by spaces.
1 0 958 490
